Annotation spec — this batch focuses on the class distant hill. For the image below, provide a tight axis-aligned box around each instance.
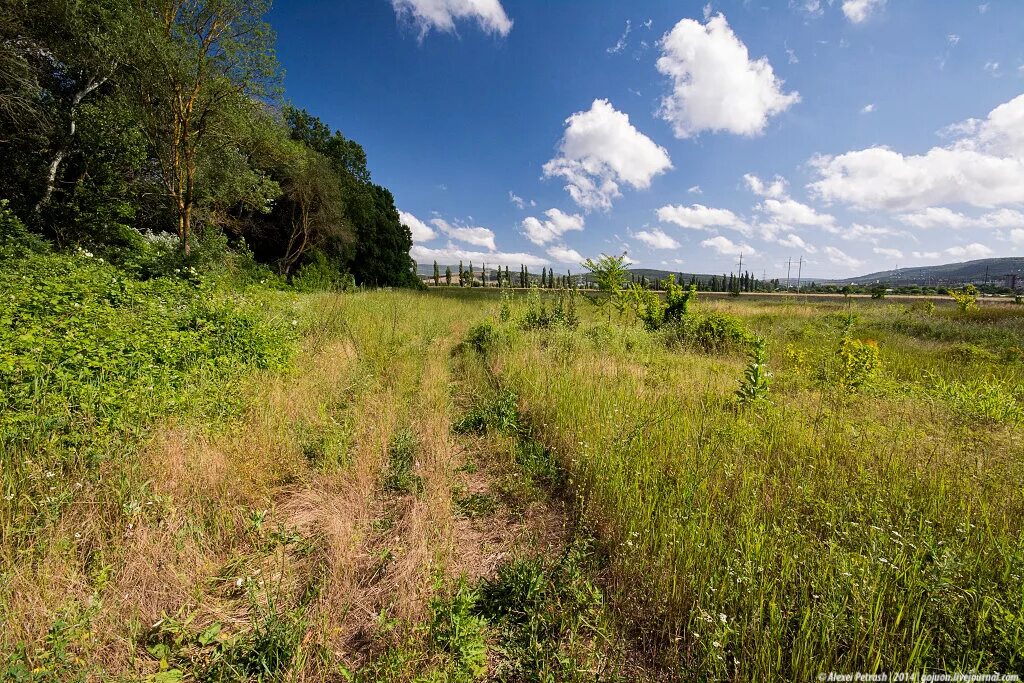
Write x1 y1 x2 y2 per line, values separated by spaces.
827 257 1024 287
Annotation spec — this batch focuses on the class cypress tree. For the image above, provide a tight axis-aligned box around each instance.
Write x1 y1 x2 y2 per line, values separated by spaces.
433 261 439 286
445 265 452 286
459 261 464 287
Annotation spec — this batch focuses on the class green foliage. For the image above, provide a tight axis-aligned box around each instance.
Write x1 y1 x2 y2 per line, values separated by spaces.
145 593 305 682
0 249 293 544
735 337 771 405
383 429 423 495
522 287 579 330
0 200 48 259
290 250 356 292
928 374 1024 426
632 279 697 330
426 580 488 681
477 542 614 682
582 253 631 318
950 284 979 312
465 319 499 354
664 312 752 353
0 249 291 451
834 336 882 392
454 389 520 436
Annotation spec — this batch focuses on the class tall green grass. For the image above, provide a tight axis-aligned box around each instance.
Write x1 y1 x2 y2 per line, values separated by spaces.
486 294 1024 678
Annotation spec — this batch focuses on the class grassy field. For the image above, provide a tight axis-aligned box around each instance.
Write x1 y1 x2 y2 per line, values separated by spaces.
2 255 1023 680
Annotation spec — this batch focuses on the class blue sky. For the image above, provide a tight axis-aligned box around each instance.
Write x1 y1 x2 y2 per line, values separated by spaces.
269 0 1024 278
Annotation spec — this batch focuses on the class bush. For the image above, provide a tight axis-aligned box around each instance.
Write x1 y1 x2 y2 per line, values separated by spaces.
950 284 979 313
465 319 499 354
632 280 697 331
428 580 488 682
664 312 752 353
833 337 882 392
290 249 355 292
0 200 49 259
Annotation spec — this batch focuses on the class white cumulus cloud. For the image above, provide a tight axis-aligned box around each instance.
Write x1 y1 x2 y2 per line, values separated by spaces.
744 173 788 199
543 99 673 211
809 93 1024 211
632 228 681 250
656 13 799 138
842 0 886 24
898 207 1024 230
826 223 899 244
778 233 817 253
411 244 547 268
761 198 836 227
521 208 585 245
400 210 437 242
945 243 994 259
546 245 584 264
874 247 904 259
701 235 755 256
657 203 749 233
391 0 512 39
823 245 863 269
430 218 496 250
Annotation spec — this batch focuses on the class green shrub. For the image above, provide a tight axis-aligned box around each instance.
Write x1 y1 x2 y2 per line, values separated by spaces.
0 200 49 259
465 319 498 354
928 374 1023 425
664 312 752 353
454 389 520 436
945 342 999 364
834 336 882 392
950 284 979 313
290 250 355 292
632 280 697 331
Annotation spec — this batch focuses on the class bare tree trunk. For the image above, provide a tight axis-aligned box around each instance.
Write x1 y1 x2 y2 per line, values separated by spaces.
35 75 108 214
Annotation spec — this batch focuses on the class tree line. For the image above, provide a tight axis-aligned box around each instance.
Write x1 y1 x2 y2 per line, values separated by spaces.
0 0 419 287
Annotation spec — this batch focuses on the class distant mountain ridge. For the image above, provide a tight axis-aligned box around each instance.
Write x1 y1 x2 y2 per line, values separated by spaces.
826 257 1024 286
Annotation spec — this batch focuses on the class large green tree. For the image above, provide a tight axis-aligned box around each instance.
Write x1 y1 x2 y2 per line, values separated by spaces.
132 0 279 254
284 107 415 286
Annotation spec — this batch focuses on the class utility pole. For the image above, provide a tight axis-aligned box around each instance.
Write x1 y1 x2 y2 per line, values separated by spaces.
796 255 804 293
786 257 792 290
